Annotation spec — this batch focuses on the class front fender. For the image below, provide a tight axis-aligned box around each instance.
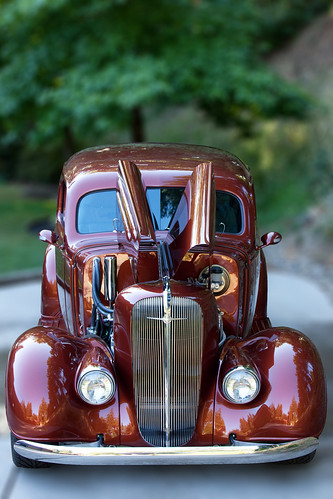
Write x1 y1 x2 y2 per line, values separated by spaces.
6 327 120 444
213 327 327 444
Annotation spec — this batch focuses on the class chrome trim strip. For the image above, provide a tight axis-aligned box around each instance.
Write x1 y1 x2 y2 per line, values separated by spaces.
157 241 173 279
14 437 319 465
163 276 172 447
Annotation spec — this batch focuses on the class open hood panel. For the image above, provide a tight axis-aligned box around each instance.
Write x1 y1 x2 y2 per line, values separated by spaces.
167 161 215 275
117 160 215 278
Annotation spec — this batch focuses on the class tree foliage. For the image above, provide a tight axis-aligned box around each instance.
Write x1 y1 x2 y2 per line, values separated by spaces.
0 0 329 180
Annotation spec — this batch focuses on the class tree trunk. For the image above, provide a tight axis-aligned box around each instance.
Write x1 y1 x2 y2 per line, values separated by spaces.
131 107 145 142
63 126 76 160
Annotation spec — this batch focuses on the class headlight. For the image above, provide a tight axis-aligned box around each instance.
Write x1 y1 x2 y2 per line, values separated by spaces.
222 366 260 404
77 367 115 405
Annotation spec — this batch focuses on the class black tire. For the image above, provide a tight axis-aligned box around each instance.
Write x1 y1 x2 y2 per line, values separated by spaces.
279 450 316 465
11 433 51 468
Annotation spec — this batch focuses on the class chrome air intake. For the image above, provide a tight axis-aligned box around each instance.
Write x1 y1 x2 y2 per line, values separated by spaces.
131 291 203 447
104 256 116 307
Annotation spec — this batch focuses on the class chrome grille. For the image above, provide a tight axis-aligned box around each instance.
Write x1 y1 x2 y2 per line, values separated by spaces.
131 296 203 447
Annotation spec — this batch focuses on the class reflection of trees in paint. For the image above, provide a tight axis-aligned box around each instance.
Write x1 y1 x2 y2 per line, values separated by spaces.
239 397 306 436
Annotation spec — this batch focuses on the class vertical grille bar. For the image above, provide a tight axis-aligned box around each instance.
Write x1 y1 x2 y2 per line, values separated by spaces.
131 296 203 447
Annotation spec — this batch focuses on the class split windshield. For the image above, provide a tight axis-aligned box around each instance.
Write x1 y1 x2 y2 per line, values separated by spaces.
77 187 242 234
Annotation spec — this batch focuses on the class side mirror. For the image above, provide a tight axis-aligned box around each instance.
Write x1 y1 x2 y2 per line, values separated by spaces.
39 229 59 245
256 231 282 250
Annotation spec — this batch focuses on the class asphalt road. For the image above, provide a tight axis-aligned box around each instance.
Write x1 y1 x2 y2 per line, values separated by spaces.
0 273 332 499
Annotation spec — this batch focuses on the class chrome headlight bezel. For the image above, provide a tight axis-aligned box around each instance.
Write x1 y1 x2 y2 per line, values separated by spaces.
222 366 260 404
77 366 115 406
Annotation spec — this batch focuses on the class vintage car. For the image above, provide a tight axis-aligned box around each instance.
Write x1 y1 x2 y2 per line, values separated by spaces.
6 143 326 467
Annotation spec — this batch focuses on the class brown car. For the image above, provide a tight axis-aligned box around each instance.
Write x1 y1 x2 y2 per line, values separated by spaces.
6 143 326 467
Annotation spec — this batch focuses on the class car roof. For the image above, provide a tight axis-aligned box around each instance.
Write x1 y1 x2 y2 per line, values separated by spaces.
62 143 252 188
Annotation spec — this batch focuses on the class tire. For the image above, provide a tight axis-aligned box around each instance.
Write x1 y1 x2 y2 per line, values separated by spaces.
11 433 50 468
279 450 316 465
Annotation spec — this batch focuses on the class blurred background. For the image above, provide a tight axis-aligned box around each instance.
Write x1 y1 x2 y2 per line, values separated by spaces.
0 0 333 282
0 1 333 497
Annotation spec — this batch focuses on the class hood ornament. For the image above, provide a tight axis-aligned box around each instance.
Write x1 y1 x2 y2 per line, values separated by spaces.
147 276 187 324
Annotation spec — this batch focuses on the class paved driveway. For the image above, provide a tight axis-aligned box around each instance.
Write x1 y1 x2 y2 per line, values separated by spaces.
0 273 332 499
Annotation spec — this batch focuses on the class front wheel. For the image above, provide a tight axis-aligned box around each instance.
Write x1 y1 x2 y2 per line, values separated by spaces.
11 433 50 468
279 450 316 465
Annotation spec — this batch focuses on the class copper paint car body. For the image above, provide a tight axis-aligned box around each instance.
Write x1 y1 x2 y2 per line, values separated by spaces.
6 143 326 466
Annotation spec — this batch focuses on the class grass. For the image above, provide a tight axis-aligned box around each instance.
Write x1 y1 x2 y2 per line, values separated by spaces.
0 184 56 275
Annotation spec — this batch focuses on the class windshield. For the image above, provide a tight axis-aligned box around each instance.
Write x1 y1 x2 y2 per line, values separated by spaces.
76 188 242 235
146 187 185 230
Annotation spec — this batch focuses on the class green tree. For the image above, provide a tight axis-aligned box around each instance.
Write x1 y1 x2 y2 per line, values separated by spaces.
0 0 329 181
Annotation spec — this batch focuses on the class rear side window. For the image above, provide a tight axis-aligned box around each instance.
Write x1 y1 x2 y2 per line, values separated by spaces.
77 190 124 234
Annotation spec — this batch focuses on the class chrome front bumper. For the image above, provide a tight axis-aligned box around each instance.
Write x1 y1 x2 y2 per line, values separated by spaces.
14 437 318 465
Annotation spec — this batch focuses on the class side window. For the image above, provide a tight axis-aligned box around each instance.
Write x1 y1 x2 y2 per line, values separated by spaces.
77 190 125 234
215 191 243 234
